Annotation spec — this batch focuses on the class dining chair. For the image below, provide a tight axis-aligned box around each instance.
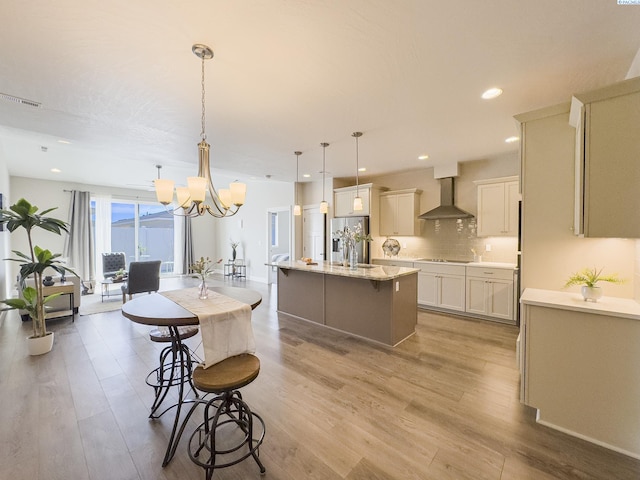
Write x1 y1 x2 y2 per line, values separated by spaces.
121 260 161 303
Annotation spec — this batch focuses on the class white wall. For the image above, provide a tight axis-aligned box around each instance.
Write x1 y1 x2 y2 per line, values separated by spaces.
0 145 11 300
518 104 635 298
208 174 294 283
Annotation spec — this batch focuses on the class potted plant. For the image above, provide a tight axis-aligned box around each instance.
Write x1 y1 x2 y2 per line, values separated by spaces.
0 198 74 355
564 267 624 302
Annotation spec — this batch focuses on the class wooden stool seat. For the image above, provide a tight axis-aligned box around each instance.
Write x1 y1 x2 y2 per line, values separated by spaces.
150 325 199 342
192 354 260 393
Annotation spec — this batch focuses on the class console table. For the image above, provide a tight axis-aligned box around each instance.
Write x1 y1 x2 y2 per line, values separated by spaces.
43 282 75 321
224 261 246 279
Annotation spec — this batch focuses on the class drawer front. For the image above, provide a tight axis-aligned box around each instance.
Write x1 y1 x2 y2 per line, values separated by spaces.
372 259 414 268
466 266 514 280
414 262 466 276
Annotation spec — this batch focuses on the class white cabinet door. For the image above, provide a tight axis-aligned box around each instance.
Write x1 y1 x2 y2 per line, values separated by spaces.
334 190 355 217
487 279 513 321
476 178 519 237
417 272 437 307
379 194 397 235
465 277 487 315
334 186 372 217
395 193 416 236
465 271 515 322
379 189 420 236
505 181 520 235
438 274 465 311
477 183 504 236
570 80 640 238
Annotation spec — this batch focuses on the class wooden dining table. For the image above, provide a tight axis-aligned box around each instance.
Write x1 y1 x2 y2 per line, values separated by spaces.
121 286 262 467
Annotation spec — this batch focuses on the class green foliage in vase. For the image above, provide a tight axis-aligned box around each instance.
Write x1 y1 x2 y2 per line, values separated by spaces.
564 267 624 288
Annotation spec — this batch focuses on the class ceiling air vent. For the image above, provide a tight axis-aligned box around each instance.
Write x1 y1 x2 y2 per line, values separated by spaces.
0 92 41 108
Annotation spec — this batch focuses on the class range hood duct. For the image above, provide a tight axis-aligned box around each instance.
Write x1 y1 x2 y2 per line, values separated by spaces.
418 177 474 220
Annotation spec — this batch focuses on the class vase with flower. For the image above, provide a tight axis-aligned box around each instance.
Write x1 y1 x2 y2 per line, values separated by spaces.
332 223 372 269
191 256 222 299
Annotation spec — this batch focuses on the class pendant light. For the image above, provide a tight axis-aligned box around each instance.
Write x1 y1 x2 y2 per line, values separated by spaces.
319 142 329 214
154 44 246 217
293 151 302 216
352 131 363 211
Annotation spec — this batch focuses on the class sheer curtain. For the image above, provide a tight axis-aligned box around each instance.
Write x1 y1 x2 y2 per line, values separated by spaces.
94 195 112 280
63 190 94 285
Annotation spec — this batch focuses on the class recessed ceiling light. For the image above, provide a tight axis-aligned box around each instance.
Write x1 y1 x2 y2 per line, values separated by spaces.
57 139 71 144
358 167 366 172
303 174 311 178
51 168 61 173
481 87 503 99
418 155 429 160
505 136 520 143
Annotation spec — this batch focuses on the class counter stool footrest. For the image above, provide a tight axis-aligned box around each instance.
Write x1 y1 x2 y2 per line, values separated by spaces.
188 390 266 478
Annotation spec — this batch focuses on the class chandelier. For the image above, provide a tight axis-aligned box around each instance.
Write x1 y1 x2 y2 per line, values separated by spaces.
154 44 246 217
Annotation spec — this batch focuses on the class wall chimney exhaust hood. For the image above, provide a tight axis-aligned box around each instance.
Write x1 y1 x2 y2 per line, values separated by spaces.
418 177 474 220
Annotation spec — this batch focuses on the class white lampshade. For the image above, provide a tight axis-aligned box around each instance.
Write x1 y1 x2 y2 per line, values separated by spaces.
293 204 301 216
320 200 328 214
176 187 191 208
187 176 207 203
230 181 246 206
353 196 363 211
218 188 232 209
154 179 175 205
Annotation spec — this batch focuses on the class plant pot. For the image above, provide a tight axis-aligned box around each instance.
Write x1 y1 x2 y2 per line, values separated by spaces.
581 286 603 303
27 331 54 355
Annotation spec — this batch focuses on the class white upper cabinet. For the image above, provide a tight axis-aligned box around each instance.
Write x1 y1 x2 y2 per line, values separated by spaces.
475 177 519 237
570 77 640 238
379 189 422 236
334 183 384 217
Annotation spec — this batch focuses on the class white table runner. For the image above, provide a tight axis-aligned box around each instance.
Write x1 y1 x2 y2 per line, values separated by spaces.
161 288 255 368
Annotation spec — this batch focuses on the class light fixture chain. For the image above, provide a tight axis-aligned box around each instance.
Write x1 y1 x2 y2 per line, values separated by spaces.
355 134 359 193
201 53 206 140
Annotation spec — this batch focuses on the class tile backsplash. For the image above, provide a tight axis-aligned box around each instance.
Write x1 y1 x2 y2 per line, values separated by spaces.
373 217 518 264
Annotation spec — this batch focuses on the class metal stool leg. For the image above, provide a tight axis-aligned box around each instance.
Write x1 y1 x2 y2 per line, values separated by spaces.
188 390 266 476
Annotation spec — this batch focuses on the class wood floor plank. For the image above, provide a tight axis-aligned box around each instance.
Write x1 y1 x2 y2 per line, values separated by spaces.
1 275 639 479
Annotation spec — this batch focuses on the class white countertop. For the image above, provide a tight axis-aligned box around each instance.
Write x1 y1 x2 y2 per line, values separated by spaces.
372 257 517 269
271 260 419 280
520 287 640 320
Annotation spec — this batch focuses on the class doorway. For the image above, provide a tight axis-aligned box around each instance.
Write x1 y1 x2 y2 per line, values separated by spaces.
267 207 292 285
303 206 325 263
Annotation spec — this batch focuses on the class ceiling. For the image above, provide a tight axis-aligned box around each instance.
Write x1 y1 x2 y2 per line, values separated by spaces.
1 0 640 191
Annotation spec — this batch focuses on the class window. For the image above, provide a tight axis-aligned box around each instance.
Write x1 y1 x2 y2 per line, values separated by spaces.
92 199 175 275
270 212 278 247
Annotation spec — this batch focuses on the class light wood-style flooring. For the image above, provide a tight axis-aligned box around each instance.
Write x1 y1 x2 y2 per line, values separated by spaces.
1 275 638 480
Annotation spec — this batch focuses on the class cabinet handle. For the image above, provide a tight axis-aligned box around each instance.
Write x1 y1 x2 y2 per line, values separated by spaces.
483 272 494 275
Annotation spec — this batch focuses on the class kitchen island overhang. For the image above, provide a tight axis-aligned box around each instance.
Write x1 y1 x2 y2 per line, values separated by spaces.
273 261 419 346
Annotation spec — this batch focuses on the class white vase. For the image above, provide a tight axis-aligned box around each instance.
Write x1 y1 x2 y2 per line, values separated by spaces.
27 332 54 356
581 286 602 302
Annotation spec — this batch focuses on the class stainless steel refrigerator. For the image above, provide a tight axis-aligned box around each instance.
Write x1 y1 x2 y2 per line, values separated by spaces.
330 216 370 264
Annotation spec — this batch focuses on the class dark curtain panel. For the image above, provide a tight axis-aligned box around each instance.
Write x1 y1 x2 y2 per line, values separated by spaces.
63 191 94 285
182 216 194 273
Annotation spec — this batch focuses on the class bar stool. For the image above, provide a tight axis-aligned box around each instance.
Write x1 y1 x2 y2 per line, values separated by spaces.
145 325 201 418
187 353 266 478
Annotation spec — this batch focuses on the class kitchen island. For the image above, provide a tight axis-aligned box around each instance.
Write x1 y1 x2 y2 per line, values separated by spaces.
274 261 419 346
